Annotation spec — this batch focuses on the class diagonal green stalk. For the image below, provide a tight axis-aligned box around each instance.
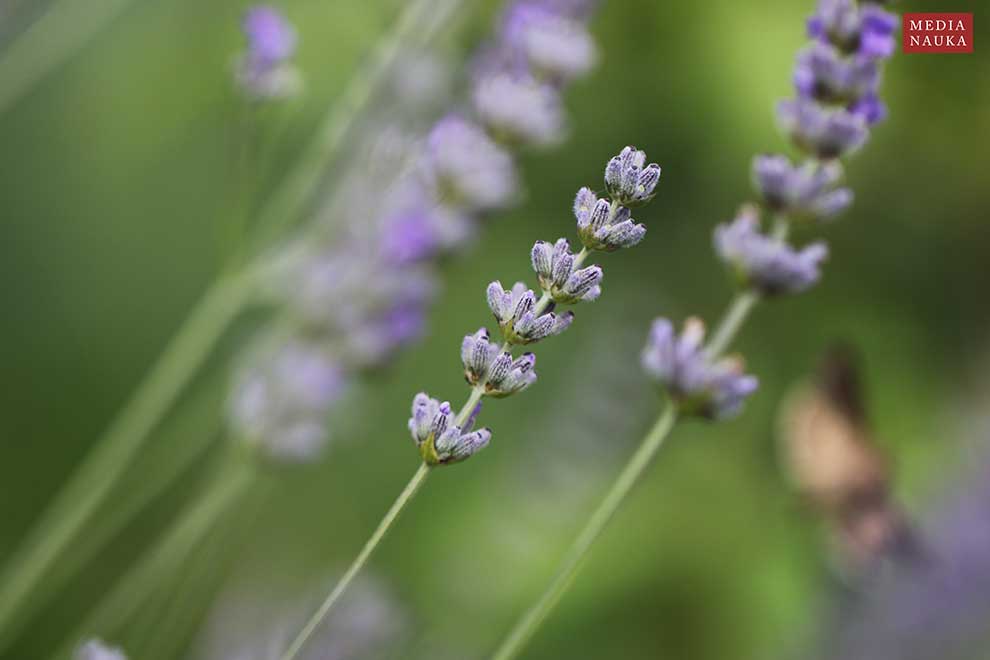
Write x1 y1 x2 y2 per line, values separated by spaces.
279 387 484 660
490 251 784 659
0 0 136 115
0 273 251 648
52 457 256 658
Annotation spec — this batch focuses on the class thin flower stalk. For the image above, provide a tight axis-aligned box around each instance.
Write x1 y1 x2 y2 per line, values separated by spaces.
279 144 663 660
492 1 899 656
0 1 456 646
54 457 259 659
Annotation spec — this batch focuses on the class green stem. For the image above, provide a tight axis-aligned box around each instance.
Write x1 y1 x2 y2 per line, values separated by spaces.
0 274 251 649
279 462 432 660
280 387 482 660
703 291 759 360
491 404 679 660
53 457 255 658
0 0 136 115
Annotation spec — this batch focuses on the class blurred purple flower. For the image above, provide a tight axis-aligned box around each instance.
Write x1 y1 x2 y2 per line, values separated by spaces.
641 318 758 420
237 5 301 100
714 205 828 296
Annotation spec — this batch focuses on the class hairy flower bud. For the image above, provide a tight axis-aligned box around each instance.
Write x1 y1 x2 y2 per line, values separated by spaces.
604 146 662 207
531 238 602 303
408 393 491 465
573 188 647 252
461 328 501 385
485 351 537 397
487 280 573 344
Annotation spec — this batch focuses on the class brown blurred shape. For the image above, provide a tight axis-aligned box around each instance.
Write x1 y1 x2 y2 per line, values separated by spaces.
778 344 921 569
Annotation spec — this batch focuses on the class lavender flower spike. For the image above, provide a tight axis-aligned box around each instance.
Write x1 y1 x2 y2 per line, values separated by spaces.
74 639 127 660
236 6 301 100
714 205 829 297
487 280 574 344
641 317 759 420
408 393 491 465
777 98 868 160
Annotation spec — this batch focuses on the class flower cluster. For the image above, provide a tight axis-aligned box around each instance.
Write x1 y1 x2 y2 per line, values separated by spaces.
644 0 898 421
408 394 492 465
236 6 301 100
641 318 758 420
714 0 897 298
714 205 828 297
228 0 601 461
409 145 662 465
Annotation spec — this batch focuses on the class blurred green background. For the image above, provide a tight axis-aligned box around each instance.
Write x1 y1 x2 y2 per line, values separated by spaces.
2 0 989 658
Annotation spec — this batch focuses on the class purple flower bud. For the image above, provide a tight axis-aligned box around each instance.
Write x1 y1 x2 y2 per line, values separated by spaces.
236 6 301 100
574 188 647 252
473 73 565 146
489 279 574 344
641 317 759 420
461 328 501 385
714 205 829 296
604 146 661 207
407 392 492 465
486 351 538 397
425 115 518 211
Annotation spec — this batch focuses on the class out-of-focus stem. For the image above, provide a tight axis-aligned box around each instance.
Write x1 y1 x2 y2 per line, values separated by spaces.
53 457 256 658
0 273 251 651
0 0 135 115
